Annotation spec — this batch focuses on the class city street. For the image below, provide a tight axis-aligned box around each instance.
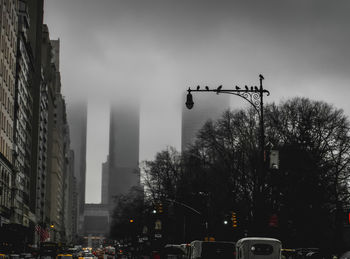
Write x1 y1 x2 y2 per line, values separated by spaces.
1 0 350 258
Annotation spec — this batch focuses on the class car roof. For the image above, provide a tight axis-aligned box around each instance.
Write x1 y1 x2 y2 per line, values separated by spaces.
236 237 281 245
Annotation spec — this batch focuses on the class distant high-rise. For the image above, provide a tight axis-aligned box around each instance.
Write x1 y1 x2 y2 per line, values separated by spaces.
95 102 140 236
182 93 230 151
67 100 87 235
101 156 109 205
107 101 140 204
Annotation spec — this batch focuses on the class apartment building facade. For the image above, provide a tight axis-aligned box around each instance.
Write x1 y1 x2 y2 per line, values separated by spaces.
12 0 33 229
0 0 78 247
0 0 18 226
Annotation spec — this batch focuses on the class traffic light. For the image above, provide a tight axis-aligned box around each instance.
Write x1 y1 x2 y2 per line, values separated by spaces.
156 203 163 213
268 214 278 227
344 210 350 225
231 212 237 228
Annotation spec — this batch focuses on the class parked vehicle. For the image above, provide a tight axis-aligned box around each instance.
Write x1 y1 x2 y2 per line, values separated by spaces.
188 240 235 259
235 237 282 259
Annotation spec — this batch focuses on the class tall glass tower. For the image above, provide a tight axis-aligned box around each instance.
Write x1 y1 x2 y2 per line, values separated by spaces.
107 101 140 205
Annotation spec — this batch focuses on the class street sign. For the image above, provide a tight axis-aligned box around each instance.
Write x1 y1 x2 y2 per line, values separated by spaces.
270 150 279 169
155 219 162 230
143 226 148 234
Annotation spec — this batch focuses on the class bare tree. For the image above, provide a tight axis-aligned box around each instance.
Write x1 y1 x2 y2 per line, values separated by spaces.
265 97 350 249
126 97 350 250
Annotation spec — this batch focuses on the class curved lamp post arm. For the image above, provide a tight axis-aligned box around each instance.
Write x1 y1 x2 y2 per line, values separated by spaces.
185 74 270 117
164 198 202 216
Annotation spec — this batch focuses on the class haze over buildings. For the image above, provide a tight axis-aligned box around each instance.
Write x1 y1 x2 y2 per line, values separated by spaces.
182 93 231 152
67 101 87 235
43 0 350 203
83 102 140 239
106 101 141 204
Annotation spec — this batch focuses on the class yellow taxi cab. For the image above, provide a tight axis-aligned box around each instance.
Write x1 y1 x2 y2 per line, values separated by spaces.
56 254 73 259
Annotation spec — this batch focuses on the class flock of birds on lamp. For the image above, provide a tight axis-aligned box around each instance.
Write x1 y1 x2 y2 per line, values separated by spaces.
195 84 261 94
191 75 265 94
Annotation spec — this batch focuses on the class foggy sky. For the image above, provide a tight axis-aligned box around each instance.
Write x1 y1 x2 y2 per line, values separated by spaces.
44 0 350 203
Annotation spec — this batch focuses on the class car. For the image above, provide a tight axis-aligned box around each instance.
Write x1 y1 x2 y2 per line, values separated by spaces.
188 240 236 259
57 254 73 259
281 248 297 259
67 248 78 256
236 237 281 259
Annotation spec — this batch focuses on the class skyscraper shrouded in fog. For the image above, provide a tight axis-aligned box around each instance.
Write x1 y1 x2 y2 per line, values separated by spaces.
182 93 231 152
67 101 87 235
85 101 140 239
102 100 140 206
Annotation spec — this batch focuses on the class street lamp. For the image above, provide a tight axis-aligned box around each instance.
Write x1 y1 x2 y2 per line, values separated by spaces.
50 224 55 241
185 91 194 109
185 75 270 233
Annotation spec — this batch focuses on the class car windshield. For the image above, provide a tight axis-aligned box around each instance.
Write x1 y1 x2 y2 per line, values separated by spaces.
201 242 235 259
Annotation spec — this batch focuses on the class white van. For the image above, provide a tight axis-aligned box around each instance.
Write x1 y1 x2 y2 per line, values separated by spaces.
235 237 282 259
